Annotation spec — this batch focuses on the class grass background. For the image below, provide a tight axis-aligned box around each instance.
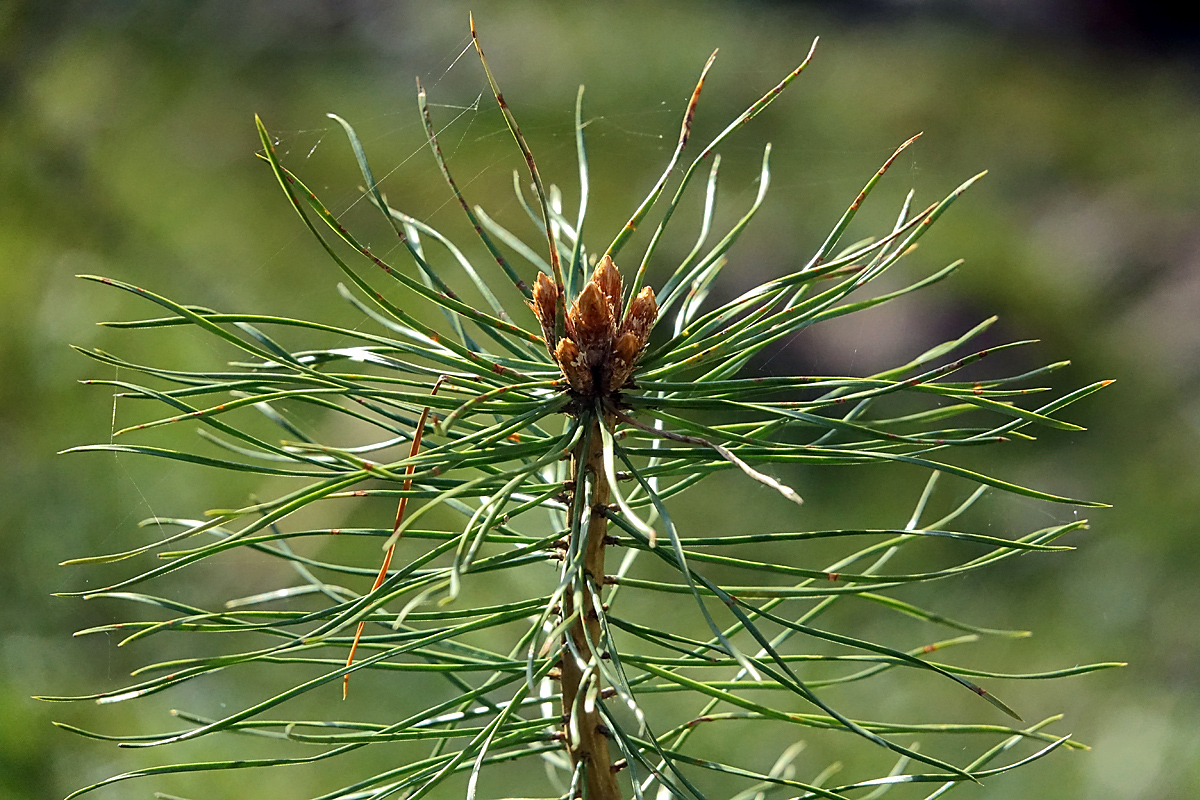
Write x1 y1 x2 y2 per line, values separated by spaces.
2 1 1198 797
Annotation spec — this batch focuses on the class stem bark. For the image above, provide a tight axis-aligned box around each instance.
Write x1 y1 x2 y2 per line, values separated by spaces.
561 415 622 799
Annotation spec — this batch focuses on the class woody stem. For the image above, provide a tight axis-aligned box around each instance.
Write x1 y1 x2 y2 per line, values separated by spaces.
560 414 622 799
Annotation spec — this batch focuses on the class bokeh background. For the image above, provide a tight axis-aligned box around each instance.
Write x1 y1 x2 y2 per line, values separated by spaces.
2 1 1198 798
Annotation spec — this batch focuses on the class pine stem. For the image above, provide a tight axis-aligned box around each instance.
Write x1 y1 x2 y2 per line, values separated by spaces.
561 414 622 799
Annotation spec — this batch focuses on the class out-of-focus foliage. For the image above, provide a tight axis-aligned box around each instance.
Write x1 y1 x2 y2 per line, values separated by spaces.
2 1 1198 798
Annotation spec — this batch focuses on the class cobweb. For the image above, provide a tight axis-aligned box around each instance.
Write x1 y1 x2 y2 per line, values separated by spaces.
101 34 691 555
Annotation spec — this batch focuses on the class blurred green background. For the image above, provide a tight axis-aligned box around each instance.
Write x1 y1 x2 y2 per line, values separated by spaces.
3 1 1198 798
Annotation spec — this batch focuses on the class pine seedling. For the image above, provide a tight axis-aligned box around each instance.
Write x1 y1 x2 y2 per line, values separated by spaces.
51 21 1119 800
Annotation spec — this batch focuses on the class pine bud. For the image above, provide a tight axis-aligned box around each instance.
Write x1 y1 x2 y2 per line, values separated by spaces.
607 331 642 393
619 286 657 349
555 338 593 395
530 272 559 354
592 255 623 320
546 258 656 398
569 281 615 365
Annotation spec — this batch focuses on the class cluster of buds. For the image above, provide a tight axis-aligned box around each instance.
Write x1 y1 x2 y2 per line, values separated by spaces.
531 256 657 398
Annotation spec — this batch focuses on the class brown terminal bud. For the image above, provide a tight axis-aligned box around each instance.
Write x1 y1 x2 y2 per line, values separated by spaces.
547 257 657 399
530 272 559 354
592 255 623 320
569 281 615 366
619 286 657 348
606 330 643 394
555 338 593 395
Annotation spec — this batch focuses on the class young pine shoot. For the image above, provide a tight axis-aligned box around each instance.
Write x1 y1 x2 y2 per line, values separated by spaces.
52 22 1119 800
